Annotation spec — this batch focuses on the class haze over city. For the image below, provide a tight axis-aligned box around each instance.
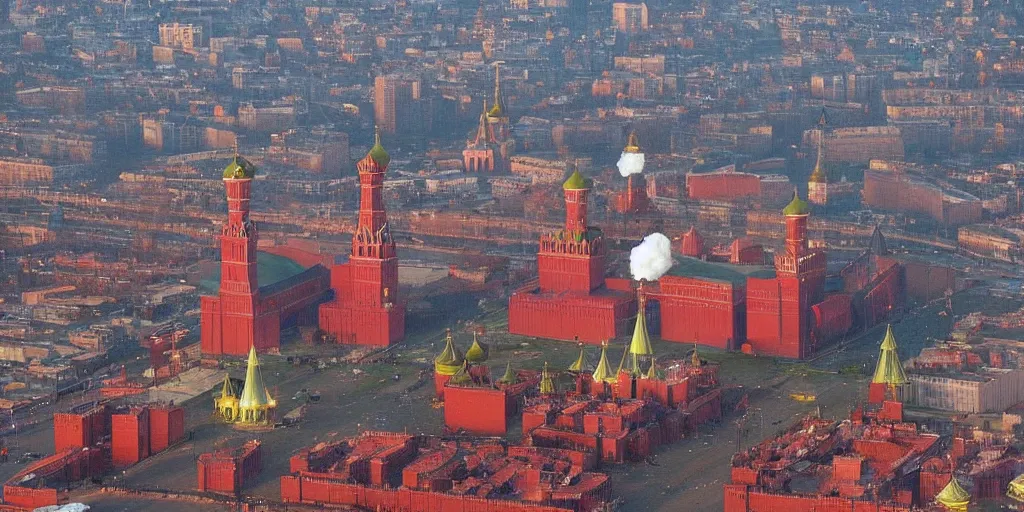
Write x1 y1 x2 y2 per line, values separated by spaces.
3 0 1024 511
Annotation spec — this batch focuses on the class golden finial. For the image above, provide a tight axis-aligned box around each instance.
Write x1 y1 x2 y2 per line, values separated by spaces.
232 137 239 157
374 125 381 146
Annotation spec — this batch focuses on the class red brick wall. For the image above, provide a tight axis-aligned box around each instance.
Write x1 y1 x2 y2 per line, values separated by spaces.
443 386 509 436
111 408 150 467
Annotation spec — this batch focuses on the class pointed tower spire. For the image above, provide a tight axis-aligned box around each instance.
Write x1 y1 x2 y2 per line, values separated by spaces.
497 361 517 385
219 373 236 399
616 343 629 376
869 225 889 255
539 362 556 394
808 109 829 206
629 293 654 357
450 360 472 386
488 62 506 118
592 342 616 384
238 345 276 423
568 338 588 372
691 343 701 367
871 325 908 386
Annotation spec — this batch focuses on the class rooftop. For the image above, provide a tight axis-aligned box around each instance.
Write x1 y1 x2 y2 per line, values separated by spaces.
199 251 308 295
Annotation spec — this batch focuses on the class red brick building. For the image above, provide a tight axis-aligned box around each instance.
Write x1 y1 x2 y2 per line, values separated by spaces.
197 440 263 494
201 155 330 355
508 169 636 343
111 406 150 467
319 132 406 346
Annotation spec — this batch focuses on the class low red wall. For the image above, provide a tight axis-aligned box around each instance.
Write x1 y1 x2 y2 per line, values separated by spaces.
724 484 912 512
281 474 580 512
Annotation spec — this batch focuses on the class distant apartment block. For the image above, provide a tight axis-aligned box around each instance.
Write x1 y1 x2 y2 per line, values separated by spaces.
0 157 86 186
268 128 350 175
158 23 202 51
612 2 648 33
374 75 423 135
237 103 297 133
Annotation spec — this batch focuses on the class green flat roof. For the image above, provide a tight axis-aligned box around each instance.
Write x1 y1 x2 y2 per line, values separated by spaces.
667 257 773 286
200 251 308 294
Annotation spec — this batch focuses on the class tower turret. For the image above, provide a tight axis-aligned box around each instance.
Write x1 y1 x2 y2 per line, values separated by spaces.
219 154 259 296
318 128 406 347
350 128 397 308
562 168 590 232
782 190 810 258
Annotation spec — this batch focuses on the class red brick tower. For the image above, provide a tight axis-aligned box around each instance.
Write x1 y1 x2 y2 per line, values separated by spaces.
538 168 607 293
319 130 405 345
509 167 634 343
745 191 826 358
202 155 281 355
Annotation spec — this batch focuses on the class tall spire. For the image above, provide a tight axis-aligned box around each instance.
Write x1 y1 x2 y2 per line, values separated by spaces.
488 62 506 118
871 325 908 386
238 345 275 415
539 362 556 394
809 110 827 184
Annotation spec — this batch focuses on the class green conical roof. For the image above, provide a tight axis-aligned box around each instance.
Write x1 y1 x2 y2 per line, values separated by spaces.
367 128 390 168
871 325 908 386
465 333 488 363
562 169 589 190
568 341 588 372
496 362 517 385
935 477 970 510
629 309 654 357
783 190 810 216
223 155 257 179
449 361 472 385
592 344 616 384
238 346 273 410
219 373 236 398
434 330 464 376
539 362 556 395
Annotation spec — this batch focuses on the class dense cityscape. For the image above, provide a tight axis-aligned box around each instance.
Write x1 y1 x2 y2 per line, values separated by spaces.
3 0 1024 510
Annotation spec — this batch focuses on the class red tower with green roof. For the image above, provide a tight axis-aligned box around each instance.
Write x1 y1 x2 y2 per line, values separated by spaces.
318 131 405 346
201 154 331 356
508 169 635 343
744 191 827 358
